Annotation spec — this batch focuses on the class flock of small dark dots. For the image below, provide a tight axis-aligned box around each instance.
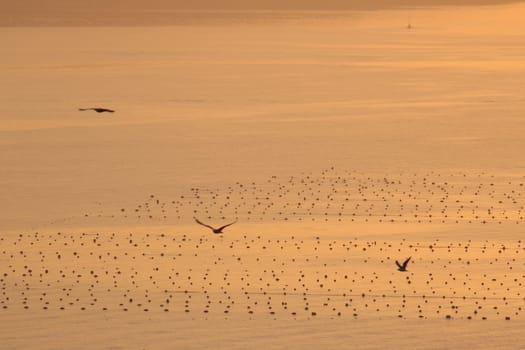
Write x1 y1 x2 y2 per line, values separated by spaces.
8 168 525 321
1 230 523 321
77 168 524 226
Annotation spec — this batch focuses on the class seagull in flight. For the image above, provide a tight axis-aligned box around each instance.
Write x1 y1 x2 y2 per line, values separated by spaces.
194 217 237 234
396 257 411 272
78 107 115 113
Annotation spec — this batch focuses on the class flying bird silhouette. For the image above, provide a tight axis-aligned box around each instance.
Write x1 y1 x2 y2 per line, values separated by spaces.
194 217 237 234
396 257 411 272
78 107 115 113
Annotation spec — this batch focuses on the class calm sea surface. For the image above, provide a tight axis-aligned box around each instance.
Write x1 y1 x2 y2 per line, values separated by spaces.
1 4 525 230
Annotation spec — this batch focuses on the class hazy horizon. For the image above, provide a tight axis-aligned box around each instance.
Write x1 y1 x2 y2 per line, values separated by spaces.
3 0 523 11
2 0 524 26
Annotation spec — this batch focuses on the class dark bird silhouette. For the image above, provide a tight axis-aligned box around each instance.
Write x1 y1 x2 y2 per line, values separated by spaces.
78 108 115 113
194 217 237 234
396 257 411 272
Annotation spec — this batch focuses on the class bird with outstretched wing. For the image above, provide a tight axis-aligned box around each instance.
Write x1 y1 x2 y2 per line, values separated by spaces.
79 107 115 113
395 257 411 271
194 217 237 234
